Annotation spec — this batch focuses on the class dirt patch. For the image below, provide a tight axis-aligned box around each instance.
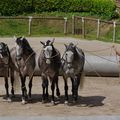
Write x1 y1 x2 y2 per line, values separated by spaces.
0 37 120 116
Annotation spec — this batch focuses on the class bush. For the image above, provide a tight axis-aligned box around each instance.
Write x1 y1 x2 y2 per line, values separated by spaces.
0 0 116 18
0 0 34 16
35 0 116 18
91 0 116 18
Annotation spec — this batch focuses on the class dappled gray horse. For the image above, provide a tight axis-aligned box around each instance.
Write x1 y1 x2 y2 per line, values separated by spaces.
10 37 36 104
0 42 12 102
38 39 61 104
61 43 85 104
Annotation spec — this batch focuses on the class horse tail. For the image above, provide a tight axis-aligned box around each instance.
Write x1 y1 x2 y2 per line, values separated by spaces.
13 71 21 92
80 71 85 89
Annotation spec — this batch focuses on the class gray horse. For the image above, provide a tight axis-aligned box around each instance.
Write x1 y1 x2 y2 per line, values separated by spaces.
10 36 36 104
0 42 12 102
38 39 61 104
61 42 85 104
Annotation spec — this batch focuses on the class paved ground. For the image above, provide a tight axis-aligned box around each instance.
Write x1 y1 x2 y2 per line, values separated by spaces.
0 116 120 120
0 37 120 117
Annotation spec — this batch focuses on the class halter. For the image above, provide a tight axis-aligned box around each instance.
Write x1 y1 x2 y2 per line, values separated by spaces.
61 58 73 64
61 50 74 65
43 47 60 60
16 50 35 68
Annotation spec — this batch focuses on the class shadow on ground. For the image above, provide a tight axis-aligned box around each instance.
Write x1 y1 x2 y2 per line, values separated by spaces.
0 94 105 107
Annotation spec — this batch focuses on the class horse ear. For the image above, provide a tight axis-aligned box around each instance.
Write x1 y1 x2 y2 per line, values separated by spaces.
64 44 67 49
20 36 25 40
73 44 76 48
40 41 45 46
13 36 17 41
51 38 55 45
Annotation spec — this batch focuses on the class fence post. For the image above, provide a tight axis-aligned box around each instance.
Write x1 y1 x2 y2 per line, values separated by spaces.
64 17 68 35
72 15 75 34
82 17 85 38
28 16 33 36
113 21 116 43
97 19 100 39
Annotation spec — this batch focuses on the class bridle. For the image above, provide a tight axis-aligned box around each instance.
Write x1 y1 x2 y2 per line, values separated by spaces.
43 46 60 60
61 50 74 65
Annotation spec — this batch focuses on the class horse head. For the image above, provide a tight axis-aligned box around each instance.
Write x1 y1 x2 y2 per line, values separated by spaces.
14 36 33 61
63 42 76 69
40 38 55 64
0 42 10 65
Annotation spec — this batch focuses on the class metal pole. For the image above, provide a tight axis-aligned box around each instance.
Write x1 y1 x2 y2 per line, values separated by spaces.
72 15 75 34
97 19 100 39
82 17 85 38
64 17 68 35
28 16 32 36
113 21 116 43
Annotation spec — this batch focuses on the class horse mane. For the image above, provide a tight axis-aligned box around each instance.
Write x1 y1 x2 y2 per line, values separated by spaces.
0 42 6 49
22 38 34 54
0 42 10 55
66 43 84 60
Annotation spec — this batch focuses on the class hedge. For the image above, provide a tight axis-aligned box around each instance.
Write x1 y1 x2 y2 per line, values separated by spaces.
0 0 34 16
0 0 116 18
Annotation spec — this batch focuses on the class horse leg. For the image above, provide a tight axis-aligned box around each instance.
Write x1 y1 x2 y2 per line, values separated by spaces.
73 75 80 102
4 77 11 102
28 76 33 100
20 76 27 104
23 76 27 98
51 77 55 105
41 76 47 103
55 76 60 98
10 69 15 97
45 78 49 100
71 77 74 97
63 76 68 105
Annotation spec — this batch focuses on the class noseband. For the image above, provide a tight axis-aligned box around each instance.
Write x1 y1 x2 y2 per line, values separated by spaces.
43 48 60 60
61 50 74 65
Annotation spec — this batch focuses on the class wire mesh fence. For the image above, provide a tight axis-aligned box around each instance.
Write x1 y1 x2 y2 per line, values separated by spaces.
0 16 120 43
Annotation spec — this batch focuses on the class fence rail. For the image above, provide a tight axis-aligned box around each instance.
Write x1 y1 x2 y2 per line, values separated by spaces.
0 16 120 43
73 16 120 43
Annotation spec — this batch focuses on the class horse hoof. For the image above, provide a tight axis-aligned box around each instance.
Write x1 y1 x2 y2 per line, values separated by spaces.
64 101 68 105
7 98 12 103
56 96 60 101
11 95 15 98
73 100 77 104
21 99 27 105
28 96 32 101
42 100 46 104
51 101 55 105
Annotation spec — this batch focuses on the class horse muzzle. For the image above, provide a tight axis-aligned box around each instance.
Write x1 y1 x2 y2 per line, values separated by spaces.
16 56 22 61
67 63 72 69
65 68 74 75
1 58 9 65
46 59 51 64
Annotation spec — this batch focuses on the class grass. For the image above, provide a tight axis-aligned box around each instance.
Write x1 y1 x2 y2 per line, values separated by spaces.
0 12 120 44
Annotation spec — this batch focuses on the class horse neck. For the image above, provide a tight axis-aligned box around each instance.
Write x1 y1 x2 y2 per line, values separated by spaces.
23 49 34 61
73 49 79 61
52 47 57 57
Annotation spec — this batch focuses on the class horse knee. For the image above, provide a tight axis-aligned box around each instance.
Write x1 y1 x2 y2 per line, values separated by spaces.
51 84 55 91
42 82 46 88
5 82 8 89
64 85 68 91
29 82 32 88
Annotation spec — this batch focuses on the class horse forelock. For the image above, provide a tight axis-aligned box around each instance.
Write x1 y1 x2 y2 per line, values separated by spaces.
22 38 34 53
0 42 7 49
15 37 22 44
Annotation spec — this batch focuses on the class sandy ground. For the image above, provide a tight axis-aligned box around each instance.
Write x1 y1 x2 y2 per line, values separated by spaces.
0 37 120 116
